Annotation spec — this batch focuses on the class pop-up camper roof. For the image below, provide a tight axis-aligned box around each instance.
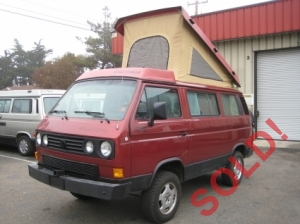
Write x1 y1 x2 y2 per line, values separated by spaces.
115 6 241 88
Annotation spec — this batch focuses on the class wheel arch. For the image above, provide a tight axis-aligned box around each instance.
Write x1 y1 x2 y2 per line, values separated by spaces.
16 131 33 142
148 158 184 188
231 143 248 158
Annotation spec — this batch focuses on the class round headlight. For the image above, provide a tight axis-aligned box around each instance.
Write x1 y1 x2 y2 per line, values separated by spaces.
101 141 112 157
42 134 48 145
36 133 41 145
85 141 94 154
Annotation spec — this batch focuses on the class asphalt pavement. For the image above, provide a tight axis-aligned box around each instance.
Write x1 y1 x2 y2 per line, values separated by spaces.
0 142 299 224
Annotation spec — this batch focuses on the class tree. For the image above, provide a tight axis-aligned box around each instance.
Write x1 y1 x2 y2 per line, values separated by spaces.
32 53 92 89
78 6 122 69
0 39 52 88
0 51 14 89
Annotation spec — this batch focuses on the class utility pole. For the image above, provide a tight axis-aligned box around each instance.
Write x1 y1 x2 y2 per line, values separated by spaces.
188 0 208 15
102 6 110 22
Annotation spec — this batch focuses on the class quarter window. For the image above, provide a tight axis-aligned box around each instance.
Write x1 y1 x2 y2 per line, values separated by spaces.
43 97 61 114
136 87 181 119
221 94 242 116
187 91 219 116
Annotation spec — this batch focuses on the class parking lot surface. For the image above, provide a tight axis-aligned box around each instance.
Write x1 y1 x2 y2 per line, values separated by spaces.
0 144 299 224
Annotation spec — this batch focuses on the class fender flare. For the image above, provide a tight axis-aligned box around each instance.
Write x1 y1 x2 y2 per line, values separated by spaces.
16 131 33 141
147 157 183 188
231 142 248 157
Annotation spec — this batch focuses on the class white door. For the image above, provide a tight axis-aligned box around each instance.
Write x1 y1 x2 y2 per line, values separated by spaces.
257 48 300 141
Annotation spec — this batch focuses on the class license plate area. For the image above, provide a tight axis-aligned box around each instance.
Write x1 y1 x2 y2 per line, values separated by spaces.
50 176 65 190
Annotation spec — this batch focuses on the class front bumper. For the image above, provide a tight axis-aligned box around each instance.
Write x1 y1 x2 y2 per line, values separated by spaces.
28 163 131 200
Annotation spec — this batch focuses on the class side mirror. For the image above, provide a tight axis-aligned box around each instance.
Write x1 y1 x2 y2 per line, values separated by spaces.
148 102 167 126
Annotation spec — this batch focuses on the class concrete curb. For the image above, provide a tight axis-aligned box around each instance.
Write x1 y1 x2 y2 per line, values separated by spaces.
253 139 300 149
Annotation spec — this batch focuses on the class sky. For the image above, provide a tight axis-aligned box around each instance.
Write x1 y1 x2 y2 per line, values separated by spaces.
0 0 273 60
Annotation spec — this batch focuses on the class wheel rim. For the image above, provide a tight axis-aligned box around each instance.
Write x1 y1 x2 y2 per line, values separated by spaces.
19 139 28 154
158 182 177 215
233 158 243 180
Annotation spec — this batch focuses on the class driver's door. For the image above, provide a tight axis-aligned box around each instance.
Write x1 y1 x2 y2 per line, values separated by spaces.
129 84 189 178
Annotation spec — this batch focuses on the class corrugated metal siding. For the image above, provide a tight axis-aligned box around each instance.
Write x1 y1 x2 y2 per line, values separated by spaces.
214 32 300 94
193 0 300 42
256 48 300 141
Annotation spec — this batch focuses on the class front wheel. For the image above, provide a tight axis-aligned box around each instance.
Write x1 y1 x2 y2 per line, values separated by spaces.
222 151 244 186
141 171 181 223
17 135 34 156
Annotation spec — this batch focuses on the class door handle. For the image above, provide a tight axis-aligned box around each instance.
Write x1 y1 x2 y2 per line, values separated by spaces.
179 131 188 136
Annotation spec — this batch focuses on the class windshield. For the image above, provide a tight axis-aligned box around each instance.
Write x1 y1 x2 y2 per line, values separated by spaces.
50 79 137 120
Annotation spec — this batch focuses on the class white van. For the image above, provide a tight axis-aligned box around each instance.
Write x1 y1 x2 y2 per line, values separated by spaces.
0 89 65 156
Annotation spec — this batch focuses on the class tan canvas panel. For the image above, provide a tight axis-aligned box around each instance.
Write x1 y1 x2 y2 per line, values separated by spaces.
118 8 238 88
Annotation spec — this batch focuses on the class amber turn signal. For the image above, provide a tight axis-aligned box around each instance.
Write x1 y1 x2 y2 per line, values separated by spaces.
34 151 39 160
113 168 124 179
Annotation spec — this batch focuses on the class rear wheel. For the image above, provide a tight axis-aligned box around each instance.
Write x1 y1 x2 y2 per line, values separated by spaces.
70 192 92 200
17 135 34 156
141 171 181 223
222 151 244 186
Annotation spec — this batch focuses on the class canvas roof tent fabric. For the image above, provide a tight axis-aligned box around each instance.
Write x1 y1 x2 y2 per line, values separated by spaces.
115 6 240 88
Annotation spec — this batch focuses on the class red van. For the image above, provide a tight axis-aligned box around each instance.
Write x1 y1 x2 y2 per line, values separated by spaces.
28 67 253 223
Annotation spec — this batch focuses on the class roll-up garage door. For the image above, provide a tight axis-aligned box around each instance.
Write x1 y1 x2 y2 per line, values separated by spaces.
257 48 300 141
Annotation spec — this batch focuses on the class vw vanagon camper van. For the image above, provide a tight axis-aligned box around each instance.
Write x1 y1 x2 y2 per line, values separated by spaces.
28 6 253 223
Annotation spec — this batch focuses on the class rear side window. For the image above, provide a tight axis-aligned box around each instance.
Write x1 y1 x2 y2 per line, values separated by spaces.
239 96 249 115
187 91 219 116
0 99 11 113
136 87 181 119
221 94 242 116
12 99 32 113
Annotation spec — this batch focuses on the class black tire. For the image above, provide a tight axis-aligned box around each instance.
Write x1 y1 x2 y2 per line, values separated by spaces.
17 135 34 156
141 171 181 223
222 151 244 186
70 192 92 200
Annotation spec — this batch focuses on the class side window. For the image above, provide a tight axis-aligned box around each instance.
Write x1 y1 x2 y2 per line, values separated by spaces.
0 100 3 112
221 94 242 116
12 99 32 113
136 87 181 119
187 91 219 116
0 99 12 113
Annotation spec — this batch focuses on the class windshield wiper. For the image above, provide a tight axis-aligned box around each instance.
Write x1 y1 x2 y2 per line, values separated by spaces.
75 111 104 116
49 110 68 120
74 111 110 124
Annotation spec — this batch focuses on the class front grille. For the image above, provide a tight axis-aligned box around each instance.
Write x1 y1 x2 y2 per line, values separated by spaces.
42 155 99 178
47 134 84 152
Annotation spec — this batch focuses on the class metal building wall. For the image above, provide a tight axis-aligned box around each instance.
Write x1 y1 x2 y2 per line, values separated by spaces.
193 0 300 42
213 32 300 95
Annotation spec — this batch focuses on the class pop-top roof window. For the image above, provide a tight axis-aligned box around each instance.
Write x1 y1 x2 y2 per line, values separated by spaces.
127 36 169 70
190 48 223 81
